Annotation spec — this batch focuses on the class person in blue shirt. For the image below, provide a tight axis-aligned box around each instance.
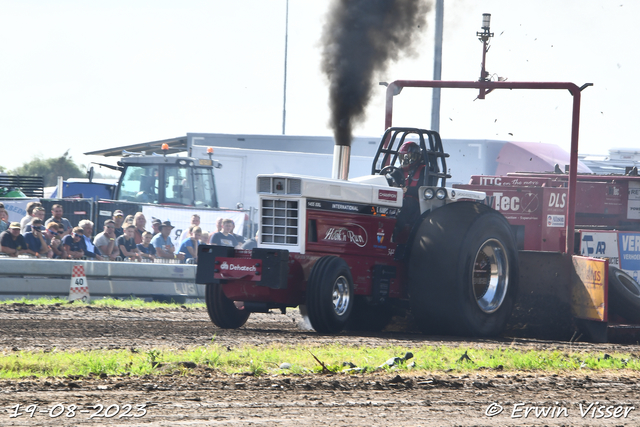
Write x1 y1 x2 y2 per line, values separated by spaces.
23 219 50 258
151 220 184 261
61 227 86 260
137 231 156 261
179 226 201 264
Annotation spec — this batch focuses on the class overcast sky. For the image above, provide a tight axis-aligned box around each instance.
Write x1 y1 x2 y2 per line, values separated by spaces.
0 0 636 171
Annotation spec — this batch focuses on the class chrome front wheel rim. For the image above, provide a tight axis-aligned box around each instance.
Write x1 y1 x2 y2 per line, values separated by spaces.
332 275 351 316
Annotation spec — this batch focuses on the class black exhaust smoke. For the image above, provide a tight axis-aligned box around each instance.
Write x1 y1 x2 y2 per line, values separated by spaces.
321 0 431 147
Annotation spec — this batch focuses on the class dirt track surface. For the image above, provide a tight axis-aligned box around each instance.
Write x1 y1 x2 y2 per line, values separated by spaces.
1 303 640 426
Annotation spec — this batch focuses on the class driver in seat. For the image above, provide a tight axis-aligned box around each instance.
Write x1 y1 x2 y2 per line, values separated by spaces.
398 141 425 196
391 141 425 244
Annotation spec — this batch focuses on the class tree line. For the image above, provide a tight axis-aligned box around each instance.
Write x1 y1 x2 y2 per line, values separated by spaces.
0 151 99 186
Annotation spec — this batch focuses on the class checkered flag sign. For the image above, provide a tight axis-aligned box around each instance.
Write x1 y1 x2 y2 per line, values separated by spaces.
69 264 90 303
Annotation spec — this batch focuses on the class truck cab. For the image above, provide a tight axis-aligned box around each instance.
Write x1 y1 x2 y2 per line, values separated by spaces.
114 154 218 208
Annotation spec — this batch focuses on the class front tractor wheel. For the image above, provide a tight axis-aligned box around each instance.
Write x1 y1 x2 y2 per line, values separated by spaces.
409 202 519 337
205 283 250 329
306 256 354 334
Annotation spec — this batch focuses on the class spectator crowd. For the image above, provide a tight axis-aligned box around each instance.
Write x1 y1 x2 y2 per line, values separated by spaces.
0 202 253 263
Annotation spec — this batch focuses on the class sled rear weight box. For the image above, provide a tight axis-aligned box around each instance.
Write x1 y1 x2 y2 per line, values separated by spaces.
196 246 289 289
251 248 290 289
196 245 235 284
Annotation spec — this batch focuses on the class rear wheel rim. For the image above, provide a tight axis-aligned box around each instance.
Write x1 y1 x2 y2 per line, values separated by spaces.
472 238 509 314
332 275 351 316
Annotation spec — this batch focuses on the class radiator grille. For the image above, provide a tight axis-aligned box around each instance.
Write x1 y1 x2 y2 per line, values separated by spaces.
257 177 271 193
287 179 301 195
257 177 301 195
261 199 299 245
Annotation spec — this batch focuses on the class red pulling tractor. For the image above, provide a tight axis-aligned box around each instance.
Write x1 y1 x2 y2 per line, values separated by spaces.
196 79 640 342
196 125 519 337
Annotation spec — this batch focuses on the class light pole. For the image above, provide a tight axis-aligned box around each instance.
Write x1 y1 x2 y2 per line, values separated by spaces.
282 0 289 135
430 0 444 132
476 13 494 99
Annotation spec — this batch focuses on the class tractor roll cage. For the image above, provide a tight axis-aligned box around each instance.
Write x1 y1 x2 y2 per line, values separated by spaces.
384 79 592 254
372 127 451 188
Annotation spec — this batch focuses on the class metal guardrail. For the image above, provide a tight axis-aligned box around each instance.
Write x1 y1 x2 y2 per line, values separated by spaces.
0 253 193 264
0 258 204 303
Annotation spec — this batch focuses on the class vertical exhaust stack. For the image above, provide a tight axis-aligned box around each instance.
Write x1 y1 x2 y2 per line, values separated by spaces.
332 145 351 180
321 0 430 181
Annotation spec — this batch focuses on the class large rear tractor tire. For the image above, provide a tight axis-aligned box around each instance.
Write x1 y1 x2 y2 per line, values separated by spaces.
205 283 250 329
409 202 519 337
608 266 640 324
306 256 354 334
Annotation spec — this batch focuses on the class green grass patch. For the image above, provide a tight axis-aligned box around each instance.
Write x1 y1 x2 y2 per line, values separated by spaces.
0 296 69 306
0 296 205 309
1 343 639 379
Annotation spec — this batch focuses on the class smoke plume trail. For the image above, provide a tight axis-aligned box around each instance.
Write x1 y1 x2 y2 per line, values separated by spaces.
321 0 431 146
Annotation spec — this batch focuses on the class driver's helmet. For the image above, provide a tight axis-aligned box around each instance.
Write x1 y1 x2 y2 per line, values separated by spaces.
398 141 422 168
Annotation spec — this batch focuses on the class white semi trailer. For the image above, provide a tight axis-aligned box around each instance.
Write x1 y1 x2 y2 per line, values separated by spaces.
82 132 590 230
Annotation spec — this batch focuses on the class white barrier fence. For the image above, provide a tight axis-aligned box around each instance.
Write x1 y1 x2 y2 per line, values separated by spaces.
0 258 203 303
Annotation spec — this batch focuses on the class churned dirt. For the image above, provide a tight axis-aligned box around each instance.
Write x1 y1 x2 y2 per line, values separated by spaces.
1 303 640 426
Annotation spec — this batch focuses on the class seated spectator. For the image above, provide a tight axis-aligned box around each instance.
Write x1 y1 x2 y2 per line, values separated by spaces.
133 212 146 244
216 217 244 244
191 214 201 228
94 219 119 261
45 204 72 236
210 217 244 244
79 219 103 260
116 224 141 261
151 218 162 235
178 214 201 246
0 205 9 233
0 222 28 257
22 206 46 233
209 218 242 248
23 219 50 258
137 231 156 261
62 227 86 260
44 223 63 259
20 201 43 231
208 217 223 243
112 210 125 238
179 226 202 264
151 220 184 261
200 231 210 245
